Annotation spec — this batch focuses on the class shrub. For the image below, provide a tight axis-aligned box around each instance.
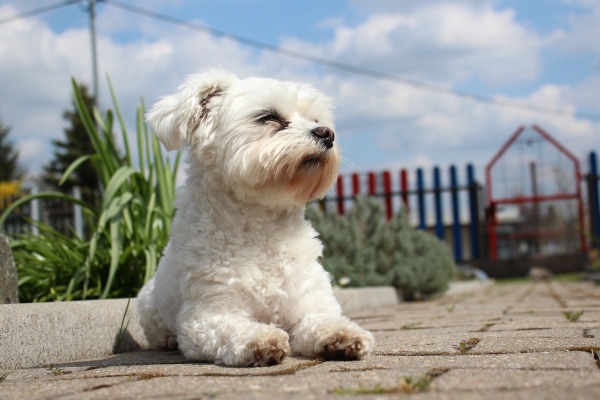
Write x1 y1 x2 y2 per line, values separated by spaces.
306 197 393 287
388 210 456 300
306 196 456 299
0 78 180 302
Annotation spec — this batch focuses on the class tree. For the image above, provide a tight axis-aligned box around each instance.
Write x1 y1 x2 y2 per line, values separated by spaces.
43 84 103 206
0 117 22 181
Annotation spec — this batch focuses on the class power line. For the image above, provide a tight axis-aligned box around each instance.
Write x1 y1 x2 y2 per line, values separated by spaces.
0 0 81 25
102 0 600 122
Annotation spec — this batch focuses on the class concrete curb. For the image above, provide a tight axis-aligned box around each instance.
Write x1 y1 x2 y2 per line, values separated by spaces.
444 279 494 296
0 282 486 370
333 286 399 314
0 299 148 370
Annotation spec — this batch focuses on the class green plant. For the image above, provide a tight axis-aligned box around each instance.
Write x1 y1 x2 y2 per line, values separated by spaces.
333 370 442 395
333 385 388 395
401 322 423 330
305 197 394 287
43 83 107 208
113 297 132 354
389 210 456 300
564 310 584 322
306 196 456 299
0 78 180 302
398 375 432 393
47 365 70 376
452 338 480 354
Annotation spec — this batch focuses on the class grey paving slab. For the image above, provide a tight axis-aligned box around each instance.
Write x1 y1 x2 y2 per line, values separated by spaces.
487 319 592 331
478 326 587 338
431 369 600 391
466 336 599 354
1 280 599 400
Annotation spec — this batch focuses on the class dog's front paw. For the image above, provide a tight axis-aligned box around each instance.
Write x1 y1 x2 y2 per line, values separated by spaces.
292 315 375 360
319 327 374 360
247 332 291 367
221 327 290 367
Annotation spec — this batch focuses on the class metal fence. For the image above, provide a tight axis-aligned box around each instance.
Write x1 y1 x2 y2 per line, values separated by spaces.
2 152 599 263
1 187 83 237
318 150 600 262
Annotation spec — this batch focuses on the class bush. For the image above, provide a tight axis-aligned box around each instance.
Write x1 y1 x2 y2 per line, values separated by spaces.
388 210 456 300
306 196 456 299
0 78 180 302
306 197 394 287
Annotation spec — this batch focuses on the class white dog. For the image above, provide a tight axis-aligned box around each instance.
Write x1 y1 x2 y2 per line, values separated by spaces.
137 70 374 367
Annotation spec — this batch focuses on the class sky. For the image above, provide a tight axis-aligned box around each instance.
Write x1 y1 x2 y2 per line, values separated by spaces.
0 0 599 190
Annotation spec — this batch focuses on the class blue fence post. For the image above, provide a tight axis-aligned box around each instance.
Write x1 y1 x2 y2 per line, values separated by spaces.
467 164 480 259
433 166 444 239
450 165 462 262
416 168 426 230
589 151 600 247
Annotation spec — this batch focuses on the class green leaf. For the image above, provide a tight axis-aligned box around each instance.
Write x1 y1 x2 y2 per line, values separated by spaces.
59 155 92 186
102 167 137 209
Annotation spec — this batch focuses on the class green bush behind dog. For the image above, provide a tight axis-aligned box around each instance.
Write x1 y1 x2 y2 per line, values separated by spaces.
306 196 456 300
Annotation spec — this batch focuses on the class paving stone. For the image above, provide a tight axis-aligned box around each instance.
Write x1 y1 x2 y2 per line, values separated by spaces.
481 327 588 338
431 369 600 391
489 316 599 331
470 336 599 354
1 281 599 400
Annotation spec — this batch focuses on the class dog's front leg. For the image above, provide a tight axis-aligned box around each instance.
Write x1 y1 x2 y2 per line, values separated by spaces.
287 286 375 361
176 306 290 367
290 313 374 361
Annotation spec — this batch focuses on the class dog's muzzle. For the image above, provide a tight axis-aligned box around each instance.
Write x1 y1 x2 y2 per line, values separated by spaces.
311 126 335 149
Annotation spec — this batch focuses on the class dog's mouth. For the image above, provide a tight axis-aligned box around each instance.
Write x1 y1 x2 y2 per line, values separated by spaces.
301 154 326 168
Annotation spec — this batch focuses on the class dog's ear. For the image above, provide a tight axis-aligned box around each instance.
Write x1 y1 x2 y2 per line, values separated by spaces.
145 70 238 151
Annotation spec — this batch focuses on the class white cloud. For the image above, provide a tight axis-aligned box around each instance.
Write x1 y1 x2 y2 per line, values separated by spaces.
283 3 542 85
0 0 598 186
0 3 260 175
18 139 44 162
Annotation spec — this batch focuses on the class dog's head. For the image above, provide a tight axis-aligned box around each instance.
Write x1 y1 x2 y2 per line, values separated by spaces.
146 70 341 208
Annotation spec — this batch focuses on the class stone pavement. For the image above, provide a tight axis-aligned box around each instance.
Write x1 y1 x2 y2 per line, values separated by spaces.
1 281 599 399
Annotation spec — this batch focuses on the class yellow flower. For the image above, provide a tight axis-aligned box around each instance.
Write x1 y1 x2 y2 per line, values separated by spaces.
0 180 22 206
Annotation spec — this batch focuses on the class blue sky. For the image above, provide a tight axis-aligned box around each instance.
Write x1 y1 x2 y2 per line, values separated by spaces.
0 0 598 187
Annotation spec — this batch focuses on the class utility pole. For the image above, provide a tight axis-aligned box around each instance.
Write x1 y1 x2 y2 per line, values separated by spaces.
88 0 99 103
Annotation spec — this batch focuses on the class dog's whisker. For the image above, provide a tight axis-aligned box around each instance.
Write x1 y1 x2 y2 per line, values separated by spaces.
341 156 355 169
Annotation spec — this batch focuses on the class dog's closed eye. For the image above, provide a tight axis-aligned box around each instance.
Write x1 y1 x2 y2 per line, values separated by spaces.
257 111 289 130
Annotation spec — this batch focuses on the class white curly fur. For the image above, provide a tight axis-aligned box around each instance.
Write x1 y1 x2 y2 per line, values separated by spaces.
137 70 374 367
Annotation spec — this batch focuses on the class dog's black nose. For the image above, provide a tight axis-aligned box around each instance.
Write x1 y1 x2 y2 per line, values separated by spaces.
311 126 335 149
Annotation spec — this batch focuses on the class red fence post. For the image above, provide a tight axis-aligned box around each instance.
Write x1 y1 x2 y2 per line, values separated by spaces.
352 173 360 196
400 169 409 213
382 170 393 220
368 172 377 195
336 175 345 215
